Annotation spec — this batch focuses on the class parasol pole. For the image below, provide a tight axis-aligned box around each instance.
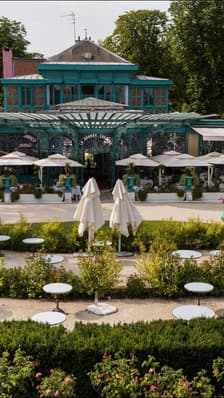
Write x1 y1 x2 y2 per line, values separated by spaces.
118 233 121 252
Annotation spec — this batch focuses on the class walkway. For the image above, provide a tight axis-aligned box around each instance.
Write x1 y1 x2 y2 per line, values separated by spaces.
0 201 223 224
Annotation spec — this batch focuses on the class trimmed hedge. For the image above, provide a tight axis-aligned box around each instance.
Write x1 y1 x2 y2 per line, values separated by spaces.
1 218 224 253
0 319 224 397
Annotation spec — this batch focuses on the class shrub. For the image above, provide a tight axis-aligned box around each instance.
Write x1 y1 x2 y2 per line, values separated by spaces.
192 185 203 200
126 273 146 297
40 221 66 253
36 368 76 398
138 189 147 201
0 348 36 398
89 353 214 398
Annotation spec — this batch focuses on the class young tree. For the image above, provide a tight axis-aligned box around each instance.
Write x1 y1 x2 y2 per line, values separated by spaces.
78 246 122 304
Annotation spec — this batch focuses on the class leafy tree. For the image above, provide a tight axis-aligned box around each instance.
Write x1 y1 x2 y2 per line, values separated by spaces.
102 10 168 77
78 246 122 304
0 17 44 104
168 0 224 114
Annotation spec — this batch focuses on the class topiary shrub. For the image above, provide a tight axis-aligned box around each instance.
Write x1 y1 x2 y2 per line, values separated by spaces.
137 189 147 201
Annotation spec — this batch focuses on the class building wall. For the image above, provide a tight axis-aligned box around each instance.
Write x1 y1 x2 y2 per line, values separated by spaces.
13 59 45 76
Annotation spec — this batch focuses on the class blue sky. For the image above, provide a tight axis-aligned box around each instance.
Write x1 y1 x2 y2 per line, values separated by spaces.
1 1 171 57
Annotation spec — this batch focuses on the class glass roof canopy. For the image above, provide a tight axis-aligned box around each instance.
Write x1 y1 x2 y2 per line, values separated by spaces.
0 111 203 131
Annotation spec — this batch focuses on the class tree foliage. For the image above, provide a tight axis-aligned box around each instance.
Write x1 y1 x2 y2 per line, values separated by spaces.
102 10 168 77
168 0 224 114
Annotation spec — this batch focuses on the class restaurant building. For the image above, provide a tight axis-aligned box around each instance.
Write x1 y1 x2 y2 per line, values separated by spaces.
1 36 224 187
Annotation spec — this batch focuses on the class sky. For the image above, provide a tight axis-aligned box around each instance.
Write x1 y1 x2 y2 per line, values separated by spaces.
1 1 171 58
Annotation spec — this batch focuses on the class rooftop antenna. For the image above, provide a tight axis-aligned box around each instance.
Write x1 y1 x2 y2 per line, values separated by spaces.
84 28 88 39
61 11 76 43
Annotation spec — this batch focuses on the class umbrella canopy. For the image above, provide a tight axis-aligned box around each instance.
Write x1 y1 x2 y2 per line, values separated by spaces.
110 179 142 251
0 151 38 166
73 177 104 242
115 153 159 167
34 153 84 184
34 153 84 168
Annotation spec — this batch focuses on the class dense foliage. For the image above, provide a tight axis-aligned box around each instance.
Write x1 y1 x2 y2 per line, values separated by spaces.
102 0 224 115
1 320 224 397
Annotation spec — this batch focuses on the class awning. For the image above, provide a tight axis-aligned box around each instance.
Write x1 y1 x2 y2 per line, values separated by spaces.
192 127 224 141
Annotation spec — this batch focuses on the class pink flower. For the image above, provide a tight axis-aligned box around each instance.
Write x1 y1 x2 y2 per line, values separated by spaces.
103 353 107 359
189 387 193 391
45 389 51 396
148 367 154 373
134 376 139 384
50 369 54 374
183 381 189 388
54 391 60 397
65 376 72 384
35 385 40 390
35 372 42 379
150 385 156 391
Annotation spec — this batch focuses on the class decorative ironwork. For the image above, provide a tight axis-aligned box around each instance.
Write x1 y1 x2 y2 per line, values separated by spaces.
49 135 74 157
79 133 112 154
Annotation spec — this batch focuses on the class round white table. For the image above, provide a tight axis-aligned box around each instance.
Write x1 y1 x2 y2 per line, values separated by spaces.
184 282 214 305
92 241 112 247
32 311 66 325
172 250 202 259
210 250 222 256
23 238 45 256
42 255 64 264
0 235 10 256
172 304 215 320
43 283 72 314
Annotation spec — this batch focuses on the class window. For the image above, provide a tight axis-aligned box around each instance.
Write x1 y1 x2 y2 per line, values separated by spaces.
98 85 112 101
143 88 154 106
155 87 167 106
7 86 18 105
21 87 32 106
63 85 77 102
33 86 44 106
49 85 61 105
130 87 142 107
81 84 95 98
115 85 125 104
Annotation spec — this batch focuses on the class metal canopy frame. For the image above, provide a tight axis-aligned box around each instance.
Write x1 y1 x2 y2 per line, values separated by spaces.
0 111 203 132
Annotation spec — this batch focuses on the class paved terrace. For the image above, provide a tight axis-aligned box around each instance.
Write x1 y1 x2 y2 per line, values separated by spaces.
0 200 223 329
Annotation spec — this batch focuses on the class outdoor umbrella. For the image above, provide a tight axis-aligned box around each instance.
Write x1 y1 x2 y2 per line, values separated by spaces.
0 151 38 166
73 177 104 243
110 179 142 255
115 153 159 167
34 153 84 183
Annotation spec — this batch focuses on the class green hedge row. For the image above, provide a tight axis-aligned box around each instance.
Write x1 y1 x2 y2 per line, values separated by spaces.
1 217 224 253
1 318 224 397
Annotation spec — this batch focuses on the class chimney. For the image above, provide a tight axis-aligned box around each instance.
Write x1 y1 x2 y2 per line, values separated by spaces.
2 48 13 78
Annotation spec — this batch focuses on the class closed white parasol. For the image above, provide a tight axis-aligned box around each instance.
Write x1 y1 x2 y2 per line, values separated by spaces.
73 177 104 242
110 179 142 255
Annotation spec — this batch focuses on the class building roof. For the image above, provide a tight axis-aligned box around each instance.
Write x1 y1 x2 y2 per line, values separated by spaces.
47 38 133 64
55 97 127 111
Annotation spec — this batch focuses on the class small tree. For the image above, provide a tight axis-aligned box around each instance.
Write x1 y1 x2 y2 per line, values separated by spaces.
78 246 122 304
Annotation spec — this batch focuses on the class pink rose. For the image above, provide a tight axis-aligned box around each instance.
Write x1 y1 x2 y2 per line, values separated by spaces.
50 369 54 374
150 385 156 391
35 372 42 379
148 367 154 373
65 376 72 384
35 385 40 390
54 391 60 397
45 389 51 396
183 381 189 388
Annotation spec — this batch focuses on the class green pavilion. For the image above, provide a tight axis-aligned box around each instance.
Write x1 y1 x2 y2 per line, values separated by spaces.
1 36 224 188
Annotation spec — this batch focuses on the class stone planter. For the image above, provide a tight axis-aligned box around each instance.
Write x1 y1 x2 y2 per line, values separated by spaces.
145 193 184 203
17 194 63 204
